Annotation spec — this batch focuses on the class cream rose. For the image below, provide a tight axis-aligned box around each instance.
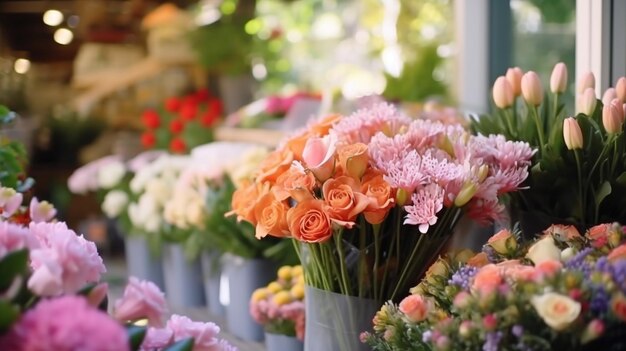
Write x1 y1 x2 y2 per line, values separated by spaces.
526 236 561 265
531 292 581 331
97 161 126 189
102 191 129 218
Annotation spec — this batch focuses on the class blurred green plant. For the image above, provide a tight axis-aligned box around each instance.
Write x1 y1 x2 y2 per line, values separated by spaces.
0 105 31 191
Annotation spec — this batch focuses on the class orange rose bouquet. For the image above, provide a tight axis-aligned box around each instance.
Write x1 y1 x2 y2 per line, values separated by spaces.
228 102 534 303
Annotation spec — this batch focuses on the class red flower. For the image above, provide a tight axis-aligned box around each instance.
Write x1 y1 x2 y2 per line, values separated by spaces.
141 110 160 129
200 111 218 127
208 99 223 116
165 97 182 112
194 89 210 102
141 132 156 148
169 119 184 134
179 100 198 121
169 138 186 153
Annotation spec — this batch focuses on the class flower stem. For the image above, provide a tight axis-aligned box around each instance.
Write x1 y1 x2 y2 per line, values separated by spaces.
335 230 351 295
373 224 381 302
573 150 586 227
504 108 516 138
552 93 559 122
531 106 546 155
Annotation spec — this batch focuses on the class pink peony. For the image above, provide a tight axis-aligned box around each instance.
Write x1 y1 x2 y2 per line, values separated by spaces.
29 197 57 223
140 327 174 350
114 276 167 327
167 314 235 351
1 295 129 351
0 221 38 259
27 222 105 296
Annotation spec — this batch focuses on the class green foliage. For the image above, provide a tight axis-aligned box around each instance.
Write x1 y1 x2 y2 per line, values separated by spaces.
528 0 575 24
164 337 194 351
126 325 147 350
383 45 448 102
0 105 30 189
265 318 297 337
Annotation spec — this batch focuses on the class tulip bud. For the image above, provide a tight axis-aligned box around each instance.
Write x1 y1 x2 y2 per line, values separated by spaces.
578 71 596 94
611 99 625 122
563 117 583 150
506 67 523 96
603 102 624 134
550 62 568 93
576 88 597 115
521 71 543 106
492 76 514 108
616 77 626 102
603 88 617 106
454 182 478 207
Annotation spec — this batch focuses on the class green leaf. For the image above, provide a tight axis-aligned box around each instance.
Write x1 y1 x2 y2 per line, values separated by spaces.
595 181 612 209
0 249 29 290
164 337 194 351
126 325 147 351
616 172 626 186
0 301 20 331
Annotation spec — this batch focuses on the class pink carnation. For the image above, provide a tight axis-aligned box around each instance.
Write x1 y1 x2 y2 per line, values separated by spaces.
332 102 411 144
28 222 105 296
1 295 129 351
404 184 445 233
114 276 167 327
0 221 38 259
140 327 174 350
167 314 235 351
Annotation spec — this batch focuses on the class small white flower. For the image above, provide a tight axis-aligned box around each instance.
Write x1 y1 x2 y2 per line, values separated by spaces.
560 247 576 262
101 191 129 218
531 292 581 331
97 161 126 189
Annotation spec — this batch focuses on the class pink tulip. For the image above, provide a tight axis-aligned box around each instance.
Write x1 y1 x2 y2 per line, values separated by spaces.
603 102 623 134
506 67 523 96
603 88 617 106
616 77 626 102
302 134 337 181
114 277 167 327
577 88 597 115
550 62 568 93
578 71 596 94
611 99 625 122
492 76 514 108
563 117 584 150
521 71 543 106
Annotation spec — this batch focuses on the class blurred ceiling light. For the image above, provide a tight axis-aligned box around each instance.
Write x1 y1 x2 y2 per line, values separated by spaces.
43 9 64 26
67 15 80 28
54 28 73 45
311 13 343 40
13 59 30 74
381 46 403 77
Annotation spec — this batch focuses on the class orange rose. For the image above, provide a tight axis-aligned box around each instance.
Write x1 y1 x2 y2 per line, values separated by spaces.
302 134 337 182
543 224 581 242
361 173 394 224
287 199 333 243
310 113 341 135
472 264 502 294
487 229 517 255
274 165 316 202
253 192 290 239
285 131 311 161
337 143 369 179
608 244 626 262
257 149 294 183
227 181 269 225
322 176 369 228
587 223 622 249
399 294 430 322
467 252 489 268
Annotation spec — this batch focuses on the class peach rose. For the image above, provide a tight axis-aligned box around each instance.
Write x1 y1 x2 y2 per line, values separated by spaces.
467 252 489 268
274 164 316 202
608 244 626 262
287 199 333 243
587 223 621 249
543 224 581 242
535 259 563 278
337 143 369 179
361 173 394 225
257 149 294 183
496 259 537 282
322 176 369 228
487 229 517 255
227 181 269 225
611 293 626 321
253 192 290 239
310 113 341 136
302 134 337 182
399 294 430 322
285 131 311 161
531 292 581 331
472 264 502 294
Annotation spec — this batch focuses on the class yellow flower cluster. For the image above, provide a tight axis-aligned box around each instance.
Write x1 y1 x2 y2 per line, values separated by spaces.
251 265 305 306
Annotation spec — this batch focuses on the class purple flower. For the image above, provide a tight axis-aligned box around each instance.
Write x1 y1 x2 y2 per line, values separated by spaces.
511 325 524 338
590 285 610 316
422 330 433 343
449 266 479 291
483 331 503 351
1 295 129 351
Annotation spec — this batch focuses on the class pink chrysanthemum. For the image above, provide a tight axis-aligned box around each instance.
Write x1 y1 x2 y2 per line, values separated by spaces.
1 295 129 351
28 222 106 296
379 151 427 193
404 183 445 233
466 197 507 225
167 314 235 351
332 102 411 144
470 134 535 170
0 221 37 259
114 276 167 327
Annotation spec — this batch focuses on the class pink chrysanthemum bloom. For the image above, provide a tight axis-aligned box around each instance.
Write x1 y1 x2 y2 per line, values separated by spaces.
332 102 411 144
140 327 174 350
114 276 167 327
167 314 235 351
466 197 507 225
0 221 37 259
368 132 411 170
379 151 427 194
1 295 129 351
470 134 535 170
404 183 445 233
28 222 106 296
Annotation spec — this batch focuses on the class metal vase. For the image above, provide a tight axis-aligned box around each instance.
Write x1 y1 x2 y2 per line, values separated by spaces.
200 250 225 317
161 243 205 307
124 235 165 291
224 255 277 341
265 333 304 351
